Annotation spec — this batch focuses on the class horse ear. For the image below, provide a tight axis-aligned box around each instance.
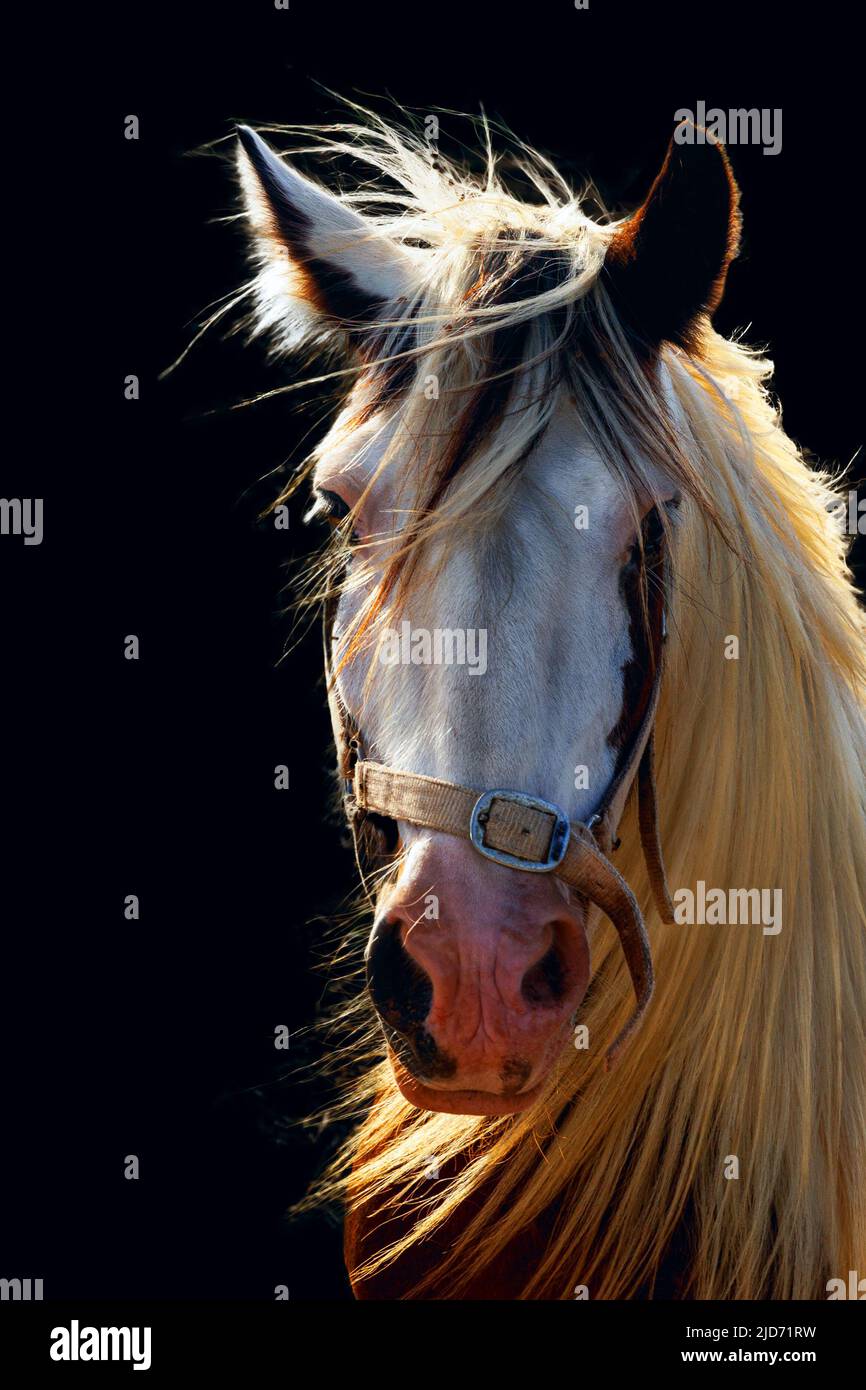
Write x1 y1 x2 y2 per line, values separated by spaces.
236 126 414 331
604 129 741 352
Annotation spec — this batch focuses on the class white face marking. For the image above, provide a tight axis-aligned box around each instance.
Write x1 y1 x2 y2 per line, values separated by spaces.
316 394 671 825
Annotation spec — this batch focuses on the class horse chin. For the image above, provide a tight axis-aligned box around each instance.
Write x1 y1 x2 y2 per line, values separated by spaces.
388 1050 544 1116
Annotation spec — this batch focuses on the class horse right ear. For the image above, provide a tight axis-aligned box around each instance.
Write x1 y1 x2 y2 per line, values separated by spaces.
237 126 415 336
604 129 741 352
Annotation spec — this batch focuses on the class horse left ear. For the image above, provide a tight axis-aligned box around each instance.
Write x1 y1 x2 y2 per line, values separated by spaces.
236 125 415 333
604 128 741 352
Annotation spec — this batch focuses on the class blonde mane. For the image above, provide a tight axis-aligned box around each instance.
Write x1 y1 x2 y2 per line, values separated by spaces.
241 111 866 1299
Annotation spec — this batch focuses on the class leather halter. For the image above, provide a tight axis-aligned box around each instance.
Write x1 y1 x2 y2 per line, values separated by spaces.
323 540 675 1069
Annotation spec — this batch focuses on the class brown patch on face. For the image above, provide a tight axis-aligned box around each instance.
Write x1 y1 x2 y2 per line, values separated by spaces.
607 506 667 771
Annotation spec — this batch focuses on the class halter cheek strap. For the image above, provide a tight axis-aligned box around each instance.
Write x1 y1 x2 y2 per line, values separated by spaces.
324 572 675 1068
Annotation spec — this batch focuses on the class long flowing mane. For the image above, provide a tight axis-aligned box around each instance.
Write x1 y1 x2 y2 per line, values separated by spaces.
241 110 866 1299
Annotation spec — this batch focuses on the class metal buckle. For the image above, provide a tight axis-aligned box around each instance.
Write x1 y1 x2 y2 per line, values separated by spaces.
469 789 571 873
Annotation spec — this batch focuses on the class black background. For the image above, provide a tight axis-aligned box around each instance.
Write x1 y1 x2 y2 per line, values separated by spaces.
2 0 863 1303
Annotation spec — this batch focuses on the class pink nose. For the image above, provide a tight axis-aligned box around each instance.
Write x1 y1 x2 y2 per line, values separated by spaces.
366 833 590 1113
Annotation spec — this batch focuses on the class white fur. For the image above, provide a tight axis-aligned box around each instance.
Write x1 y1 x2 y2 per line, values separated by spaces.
318 395 670 828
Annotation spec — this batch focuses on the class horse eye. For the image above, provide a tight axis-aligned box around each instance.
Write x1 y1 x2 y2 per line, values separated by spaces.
309 487 360 541
307 489 361 547
315 488 351 523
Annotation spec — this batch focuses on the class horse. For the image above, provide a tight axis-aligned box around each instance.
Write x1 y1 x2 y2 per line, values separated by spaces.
234 111 866 1299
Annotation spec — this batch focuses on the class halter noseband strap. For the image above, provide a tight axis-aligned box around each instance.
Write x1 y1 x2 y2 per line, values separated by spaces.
324 564 675 1069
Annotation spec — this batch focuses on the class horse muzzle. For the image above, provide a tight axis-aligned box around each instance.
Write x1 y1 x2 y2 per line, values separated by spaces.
366 830 592 1114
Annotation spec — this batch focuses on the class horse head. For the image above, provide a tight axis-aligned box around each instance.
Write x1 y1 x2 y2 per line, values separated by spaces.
237 121 740 1115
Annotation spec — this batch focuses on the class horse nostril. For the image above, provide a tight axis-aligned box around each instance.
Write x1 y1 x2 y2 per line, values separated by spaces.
521 942 569 1007
366 916 433 1031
